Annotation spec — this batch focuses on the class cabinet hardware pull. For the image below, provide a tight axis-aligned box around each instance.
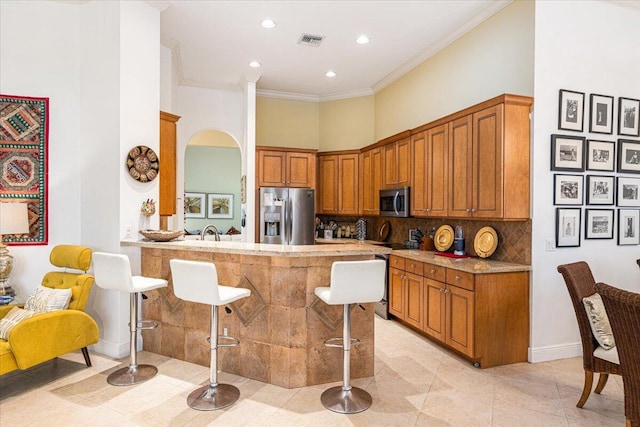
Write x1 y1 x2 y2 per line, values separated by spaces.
444 289 449 294
430 269 436 274
455 275 461 280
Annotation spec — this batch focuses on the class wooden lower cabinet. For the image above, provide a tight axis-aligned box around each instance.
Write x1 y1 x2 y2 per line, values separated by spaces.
389 255 529 368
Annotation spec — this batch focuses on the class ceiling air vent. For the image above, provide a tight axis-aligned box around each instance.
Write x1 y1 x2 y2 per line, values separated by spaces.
298 33 325 47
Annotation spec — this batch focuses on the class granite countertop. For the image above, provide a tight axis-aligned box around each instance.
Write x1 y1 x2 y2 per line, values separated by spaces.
121 239 391 257
390 249 530 274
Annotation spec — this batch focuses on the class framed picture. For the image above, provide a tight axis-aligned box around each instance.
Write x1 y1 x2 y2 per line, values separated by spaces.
184 192 206 218
589 94 614 134
207 193 233 219
617 139 640 174
554 174 584 205
585 209 614 239
586 139 615 171
617 176 640 207
618 209 640 245
558 89 585 132
618 97 640 137
551 134 585 171
586 175 614 205
556 208 581 247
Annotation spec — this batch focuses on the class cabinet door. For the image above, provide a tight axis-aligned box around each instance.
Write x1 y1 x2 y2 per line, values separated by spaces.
405 272 423 330
382 143 397 189
445 284 475 357
317 155 338 214
448 115 473 218
424 278 446 341
472 105 504 218
396 137 411 187
388 268 405 319
338 154 359 214
411 132 428 215
360 148 382 214
258 150 286 187
159 111 180 217
286 152 315 188
427 124 448 217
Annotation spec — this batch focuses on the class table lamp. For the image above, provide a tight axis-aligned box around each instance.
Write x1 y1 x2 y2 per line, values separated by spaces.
0 202 29 304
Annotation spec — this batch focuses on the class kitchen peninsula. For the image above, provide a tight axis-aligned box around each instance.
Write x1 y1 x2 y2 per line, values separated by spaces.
121 239 390 388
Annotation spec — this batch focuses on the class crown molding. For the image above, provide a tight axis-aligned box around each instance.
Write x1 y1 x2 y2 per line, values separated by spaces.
602 0 640 11
256 90 320 102
372 0 512 93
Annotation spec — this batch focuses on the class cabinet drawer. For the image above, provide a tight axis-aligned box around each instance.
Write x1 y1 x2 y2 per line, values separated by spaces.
405 260 423 275
446 269 474 291
423 263 446 282
389 255 406 270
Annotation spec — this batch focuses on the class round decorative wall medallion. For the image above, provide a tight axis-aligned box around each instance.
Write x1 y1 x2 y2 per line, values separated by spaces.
127 145 159 182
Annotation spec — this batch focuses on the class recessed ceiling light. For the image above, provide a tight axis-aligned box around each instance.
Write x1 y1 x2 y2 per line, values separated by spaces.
249 61 261 68
325 71 337 78
260 18 276 29
356 35 370 44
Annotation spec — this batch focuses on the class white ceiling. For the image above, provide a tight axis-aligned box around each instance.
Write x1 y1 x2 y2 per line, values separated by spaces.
158 0 512 101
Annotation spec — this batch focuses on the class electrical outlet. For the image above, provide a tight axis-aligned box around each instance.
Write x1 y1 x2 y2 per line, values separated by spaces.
125 225 132 238
223 325 229 336
545 238 556 251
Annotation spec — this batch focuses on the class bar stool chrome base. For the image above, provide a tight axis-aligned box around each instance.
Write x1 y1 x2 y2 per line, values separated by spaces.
187 384 240 411
107 364 158 386
320 386 372 414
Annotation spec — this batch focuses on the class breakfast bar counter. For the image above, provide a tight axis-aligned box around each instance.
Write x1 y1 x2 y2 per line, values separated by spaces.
121 239 390 388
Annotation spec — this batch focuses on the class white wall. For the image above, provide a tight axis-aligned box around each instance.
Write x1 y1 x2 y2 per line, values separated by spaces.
531 0 640 362
1 0 161 358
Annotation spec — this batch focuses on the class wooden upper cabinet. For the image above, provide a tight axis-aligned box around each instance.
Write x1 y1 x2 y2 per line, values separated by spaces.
317 152 359 215
159 111 181 217
382 135 410 189
447 102 527 220
360 147 382 215
256 147 316 188
411 125 448 217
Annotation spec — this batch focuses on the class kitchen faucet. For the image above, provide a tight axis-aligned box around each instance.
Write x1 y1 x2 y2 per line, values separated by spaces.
200 224 220 241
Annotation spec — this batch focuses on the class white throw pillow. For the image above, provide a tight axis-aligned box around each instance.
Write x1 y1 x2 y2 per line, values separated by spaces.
0 307 37 340
583 293 616 350
24 285 72 313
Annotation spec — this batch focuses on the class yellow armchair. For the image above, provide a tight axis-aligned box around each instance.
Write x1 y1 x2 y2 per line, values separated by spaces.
0 245 99 376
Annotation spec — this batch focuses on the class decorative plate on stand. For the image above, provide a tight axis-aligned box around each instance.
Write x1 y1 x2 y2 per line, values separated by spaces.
473 226 498 258
434 225 454 252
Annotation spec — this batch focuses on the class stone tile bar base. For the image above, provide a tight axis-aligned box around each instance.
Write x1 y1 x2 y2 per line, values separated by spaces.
138 246 377 388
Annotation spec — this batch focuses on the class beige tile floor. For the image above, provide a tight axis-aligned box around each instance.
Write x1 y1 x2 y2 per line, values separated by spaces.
0 317 626 426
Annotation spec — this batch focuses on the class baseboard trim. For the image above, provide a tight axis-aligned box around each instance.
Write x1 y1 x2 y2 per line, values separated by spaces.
91 339 130 359
529 342 582 363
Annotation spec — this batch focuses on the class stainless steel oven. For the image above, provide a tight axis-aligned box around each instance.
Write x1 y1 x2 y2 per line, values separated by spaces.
379 187 410 217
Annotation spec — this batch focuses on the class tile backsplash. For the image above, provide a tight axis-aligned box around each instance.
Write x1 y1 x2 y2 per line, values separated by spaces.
317 215 531 265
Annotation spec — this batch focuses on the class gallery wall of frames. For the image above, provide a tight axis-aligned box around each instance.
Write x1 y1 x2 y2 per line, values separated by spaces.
553 89 640 248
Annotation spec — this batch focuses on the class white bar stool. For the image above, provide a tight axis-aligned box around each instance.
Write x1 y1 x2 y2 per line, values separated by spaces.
170 259 251 411
314 259 386 414
92 252 168 386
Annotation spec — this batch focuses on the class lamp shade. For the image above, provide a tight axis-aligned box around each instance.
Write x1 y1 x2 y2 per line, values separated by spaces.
0 202 29 235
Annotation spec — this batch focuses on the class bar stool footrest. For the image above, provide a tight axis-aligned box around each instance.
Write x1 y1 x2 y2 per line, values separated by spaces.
323 336 360 348
131 319 158 330
206 335 240 347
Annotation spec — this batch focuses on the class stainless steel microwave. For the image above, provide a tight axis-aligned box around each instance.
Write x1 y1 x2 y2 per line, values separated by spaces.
379 187 410 217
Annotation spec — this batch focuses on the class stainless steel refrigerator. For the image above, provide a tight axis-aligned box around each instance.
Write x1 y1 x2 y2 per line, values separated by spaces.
259 187 315 245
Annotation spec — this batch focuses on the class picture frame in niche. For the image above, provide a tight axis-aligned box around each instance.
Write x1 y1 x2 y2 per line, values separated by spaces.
618 209 640 245
558 89 585 132
554 174 584 205
556 208 581 248
586 139 615 172
184 192 206 218
617 139 640 174
589 94 614 134
207 193 233 219
551 134 585 171
618 97 640 137
617 176 640 207
586 175 614 205
585 209 614 239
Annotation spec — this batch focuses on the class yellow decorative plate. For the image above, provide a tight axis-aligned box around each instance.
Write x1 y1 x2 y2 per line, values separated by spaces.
434 225 454 252
474 226 498 258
